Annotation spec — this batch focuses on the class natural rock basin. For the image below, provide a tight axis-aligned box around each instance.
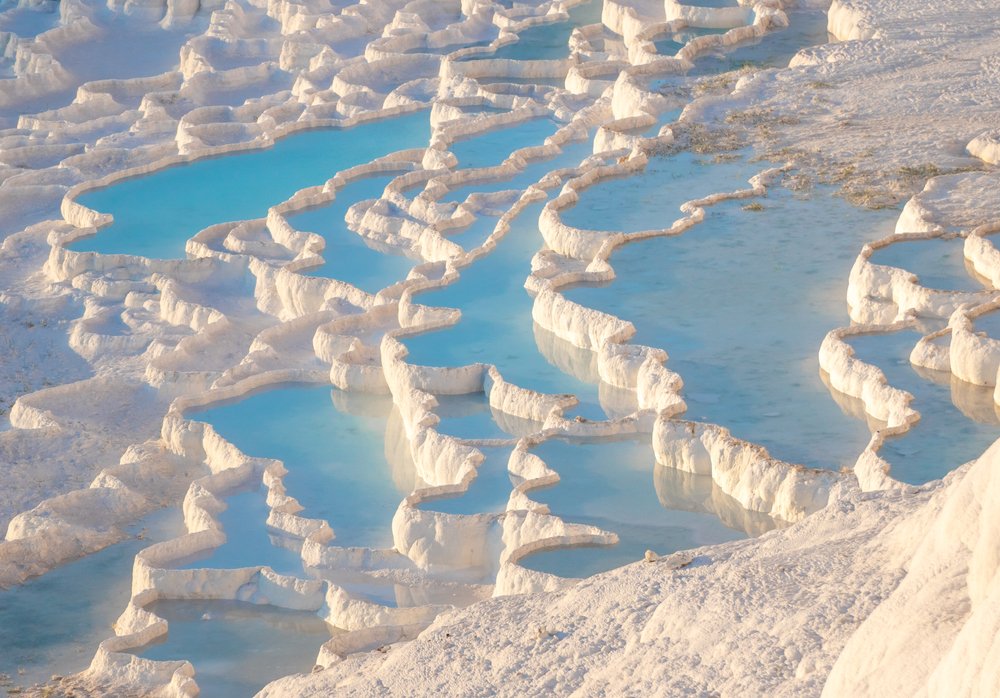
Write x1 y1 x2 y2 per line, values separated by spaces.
0 508 185 689
403 197 608 419
70 111 431 259
287 172 419 294
189 384 416 549
517 436 773 578
868 237 988 292
134 599 332 697
846 329 1000 484
171 485 305 575
564 182 898 470
418 446 514 515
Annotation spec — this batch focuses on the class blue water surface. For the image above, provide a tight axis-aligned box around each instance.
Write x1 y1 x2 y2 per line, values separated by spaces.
72 111 431 259
189 384 413 549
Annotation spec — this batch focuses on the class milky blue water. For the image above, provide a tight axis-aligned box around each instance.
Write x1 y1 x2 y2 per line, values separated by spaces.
973 310 1000 339
683 0 742 8
517 436 752 578
446 214 503 250
449 118 561 169
0 4 58 38
654 27 728 56
402 200 607 419
847 330 1000 484
564 183 897 470
687 10 829 75
137 600 331 697
868 237 987 292
286 172 418 293
460 0 602 62
443 134 593 204
70 111 430 259
433 393 542 440
172 485 305 576
189 384 413 549
560 151 759 233
402 39 494 55
0 508 185 689
417 447 514 515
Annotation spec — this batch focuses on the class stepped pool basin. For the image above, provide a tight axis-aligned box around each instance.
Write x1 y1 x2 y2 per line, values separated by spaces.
403 199 608 419
459 0 602 62
564 183 897 470
449 118 561 169
846 330 1000 484
868 237 988 292
287 172 418 294
171 485 305 575
432 393 543 440
0 508 185 689
518 436 769 578
135 600 332 697
417 447 515 516
189 384 415 550
70 111 431 259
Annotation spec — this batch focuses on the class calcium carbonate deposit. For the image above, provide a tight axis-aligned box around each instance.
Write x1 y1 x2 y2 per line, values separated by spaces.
0 0 999 695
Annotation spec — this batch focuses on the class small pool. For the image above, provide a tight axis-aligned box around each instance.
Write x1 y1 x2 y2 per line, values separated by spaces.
868 237 988 292
287 172 418 293
417 447 514 515
449 118 562 170
0 508 185 689
403 199 607 419
847 330 1000 484
189 384 416 549
70 111 431 259
517 436 767 578
433 393 543 440
171 485 305 576
136 599 332 697
460 0 602 62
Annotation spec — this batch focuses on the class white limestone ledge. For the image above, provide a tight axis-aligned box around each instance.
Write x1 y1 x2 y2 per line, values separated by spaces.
653 418 845 522
847 230 998 326
820 322 927 492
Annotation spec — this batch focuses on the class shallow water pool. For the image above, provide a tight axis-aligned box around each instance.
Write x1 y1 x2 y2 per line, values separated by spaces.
71 111 430 259
868 237 988 292
171 485 305 576
417 447 514 515
564 183 897 470
189 384 415 549
287 172 418 293
402 199 608 419
847 330 1000 484
136 599 331 697
0 508 185 689
517 436 766 578
449 118 561 170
